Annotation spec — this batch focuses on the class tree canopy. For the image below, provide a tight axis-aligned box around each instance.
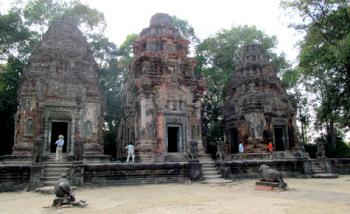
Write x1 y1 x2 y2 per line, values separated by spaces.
282 0 350 154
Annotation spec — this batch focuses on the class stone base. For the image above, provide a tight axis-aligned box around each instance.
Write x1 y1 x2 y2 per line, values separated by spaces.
312 173 338 179
0 155 32 164
52 196 76 207
83 155 111 163
231 152 297 160
255 181 287 191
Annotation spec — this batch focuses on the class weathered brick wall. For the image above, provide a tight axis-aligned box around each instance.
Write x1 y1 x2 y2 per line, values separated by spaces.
328 158 350 174
0 165 30 191
216 159 310 179
83 162 191 185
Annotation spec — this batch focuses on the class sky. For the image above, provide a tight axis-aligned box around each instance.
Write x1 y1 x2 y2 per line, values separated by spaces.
0 0 303 62
80 0 303 63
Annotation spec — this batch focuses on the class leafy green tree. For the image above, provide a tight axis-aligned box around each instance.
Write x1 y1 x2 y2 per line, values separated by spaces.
196 25 289 148
0 57 25 155
282 0 350 150
0 11 30 59
171 16 199 48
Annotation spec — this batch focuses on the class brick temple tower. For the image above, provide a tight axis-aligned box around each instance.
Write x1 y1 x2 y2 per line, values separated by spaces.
223 44 299 158
13 16 105 158
117 13 205 161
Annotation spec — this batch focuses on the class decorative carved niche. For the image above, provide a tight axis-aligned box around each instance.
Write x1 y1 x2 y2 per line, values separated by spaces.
25 118 33 136
85 121 92 136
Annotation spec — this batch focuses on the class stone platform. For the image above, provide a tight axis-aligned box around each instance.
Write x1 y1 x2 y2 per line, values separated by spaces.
255 181 287 191
312 173 338 179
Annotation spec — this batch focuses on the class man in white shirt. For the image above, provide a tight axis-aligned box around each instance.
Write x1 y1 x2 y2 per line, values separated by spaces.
55 135 64 162
239 141 244 153
125 142 135 163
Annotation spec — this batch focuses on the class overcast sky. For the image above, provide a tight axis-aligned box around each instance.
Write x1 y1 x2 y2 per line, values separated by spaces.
81 0 303 63
0 0 303 62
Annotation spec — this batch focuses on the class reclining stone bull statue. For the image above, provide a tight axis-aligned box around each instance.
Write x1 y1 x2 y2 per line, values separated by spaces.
52 174 87 207
53 174 76 207
259 164 284 183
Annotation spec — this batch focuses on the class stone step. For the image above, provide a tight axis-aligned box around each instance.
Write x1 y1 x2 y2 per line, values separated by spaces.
44 168 69 173
199 161 215 166
312 173 338 179
202 169 219 173
203 171 220 176
43 181 58 186
44 172 67 177
203 174 222 179
199 159 213 163
311 166 322 169
201 166 216 170
42 176 62 182
202 179 231 184
44 163 71 167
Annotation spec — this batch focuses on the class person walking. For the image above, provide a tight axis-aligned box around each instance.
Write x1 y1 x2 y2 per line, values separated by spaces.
125 142 135 163
55 135 64 162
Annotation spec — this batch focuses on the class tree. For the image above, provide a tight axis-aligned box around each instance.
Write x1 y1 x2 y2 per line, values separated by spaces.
0 57 25 155
196 25 289 149
0 11 30 60
282 0 350 151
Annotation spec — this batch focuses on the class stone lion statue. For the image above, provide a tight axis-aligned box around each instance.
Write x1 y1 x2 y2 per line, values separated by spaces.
259 164 284 183
53 174 75 206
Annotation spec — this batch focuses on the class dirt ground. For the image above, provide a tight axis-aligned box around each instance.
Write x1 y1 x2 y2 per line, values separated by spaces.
0 176 350 214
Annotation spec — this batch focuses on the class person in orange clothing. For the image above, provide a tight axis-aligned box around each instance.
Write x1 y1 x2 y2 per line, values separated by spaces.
268 142 273 153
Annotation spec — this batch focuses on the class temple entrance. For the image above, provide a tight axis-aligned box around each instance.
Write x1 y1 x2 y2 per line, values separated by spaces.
274 126 285 151
50 122 68 153
230 128 239 153
167 127 179 152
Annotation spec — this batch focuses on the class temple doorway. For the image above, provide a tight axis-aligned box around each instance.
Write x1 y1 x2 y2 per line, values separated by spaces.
274 126 285 151
167 127 179 152
230 128 239 153
50 122 68 153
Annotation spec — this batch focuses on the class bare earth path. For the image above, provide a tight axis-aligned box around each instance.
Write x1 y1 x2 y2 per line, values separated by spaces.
1 176 350 214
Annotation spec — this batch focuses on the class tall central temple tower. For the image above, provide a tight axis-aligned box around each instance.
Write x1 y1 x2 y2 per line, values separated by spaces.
118 13 205 161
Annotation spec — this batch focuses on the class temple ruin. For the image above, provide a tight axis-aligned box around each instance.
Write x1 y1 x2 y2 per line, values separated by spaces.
12 16 105 158
117 13 205 161
223 44 299 158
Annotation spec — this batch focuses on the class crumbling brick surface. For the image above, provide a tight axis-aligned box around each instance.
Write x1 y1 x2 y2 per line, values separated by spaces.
117 13 205 161
13 16 104 156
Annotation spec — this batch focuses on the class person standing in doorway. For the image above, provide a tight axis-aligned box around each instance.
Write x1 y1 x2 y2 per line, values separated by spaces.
238 141 244 153
55 135 64 162
125 142 135 163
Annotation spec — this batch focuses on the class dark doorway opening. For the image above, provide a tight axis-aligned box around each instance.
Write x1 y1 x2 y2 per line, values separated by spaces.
230 128 239 153
168 127 179 152
50 122 68 153
274 127 285 151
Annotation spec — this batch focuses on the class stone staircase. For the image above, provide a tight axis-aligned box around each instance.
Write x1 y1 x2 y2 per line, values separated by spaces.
36 154 72 194
311 160 338 178
198 154 230 184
